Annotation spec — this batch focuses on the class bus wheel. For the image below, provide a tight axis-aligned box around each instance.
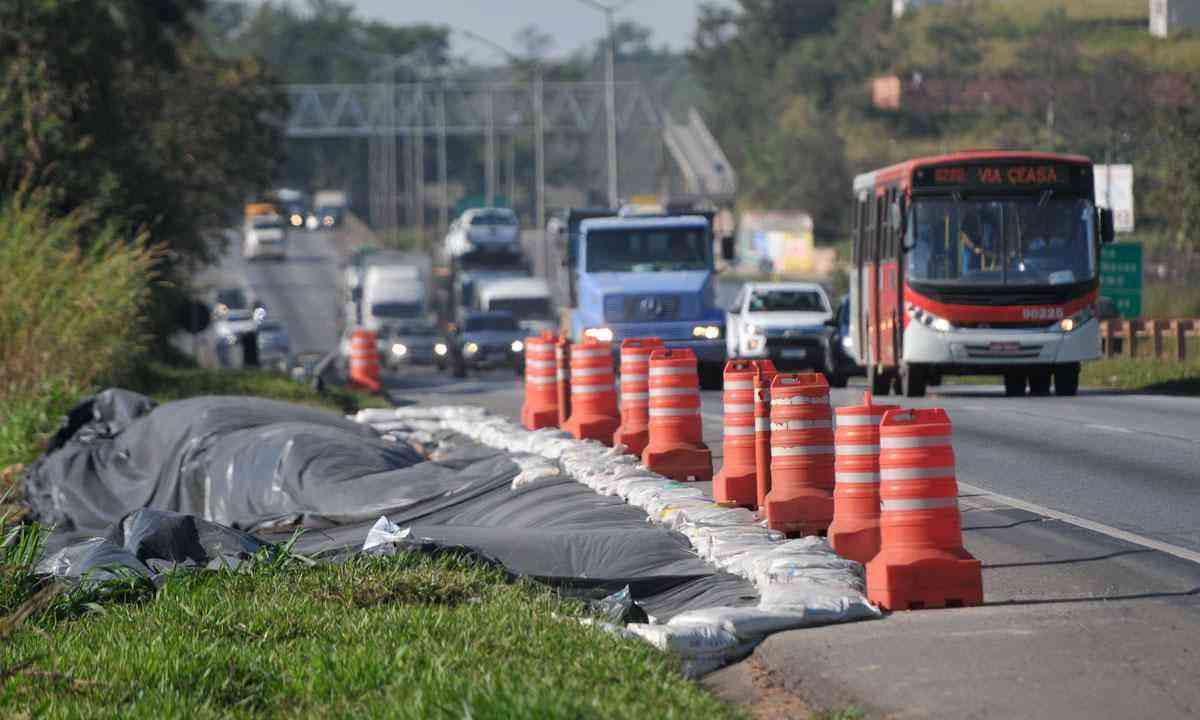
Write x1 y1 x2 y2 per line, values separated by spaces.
1028 370 1052 396
869 365 890 396
1004 372 1027 397
900 364 927 398
1054 363 1080 397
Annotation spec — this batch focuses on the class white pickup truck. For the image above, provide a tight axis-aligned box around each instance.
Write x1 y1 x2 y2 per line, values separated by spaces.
725 281 834 372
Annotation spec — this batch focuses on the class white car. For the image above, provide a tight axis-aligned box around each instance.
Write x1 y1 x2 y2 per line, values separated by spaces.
243 214 287 260
725 281 834 371
444 207 521 260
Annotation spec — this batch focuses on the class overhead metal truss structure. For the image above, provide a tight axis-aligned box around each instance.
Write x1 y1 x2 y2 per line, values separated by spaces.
284 81 664 138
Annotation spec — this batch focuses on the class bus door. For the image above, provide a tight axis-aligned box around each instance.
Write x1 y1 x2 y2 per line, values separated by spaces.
880 185 900 369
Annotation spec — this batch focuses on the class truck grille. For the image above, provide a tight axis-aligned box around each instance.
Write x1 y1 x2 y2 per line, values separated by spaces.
614 294 681 322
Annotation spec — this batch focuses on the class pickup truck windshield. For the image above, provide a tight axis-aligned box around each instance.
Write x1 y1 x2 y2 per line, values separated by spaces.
470 209 518 227
585 227 709 273
748 290 828 312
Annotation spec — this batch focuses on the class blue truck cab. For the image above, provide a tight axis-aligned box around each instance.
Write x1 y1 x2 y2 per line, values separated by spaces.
567 213 726 387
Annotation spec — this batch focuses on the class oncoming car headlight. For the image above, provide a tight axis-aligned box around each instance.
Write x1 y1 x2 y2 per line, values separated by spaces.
1057 305 1095 333
584 327 614 343
434 343 448 356
464 342 479 357
391 343 407 357
907 303 954 333
511 340 524 353
290 214 303 227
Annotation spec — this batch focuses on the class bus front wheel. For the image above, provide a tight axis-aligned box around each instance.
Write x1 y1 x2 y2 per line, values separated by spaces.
1004 372 1027 397
1029 370 1052 396
1054 363 1080 397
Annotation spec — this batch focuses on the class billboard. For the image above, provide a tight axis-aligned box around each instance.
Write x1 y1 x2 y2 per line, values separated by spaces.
1094 164 1135 233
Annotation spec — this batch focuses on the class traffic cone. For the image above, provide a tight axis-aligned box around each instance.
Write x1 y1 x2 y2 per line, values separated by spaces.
764 372 834 537
520 331 560 430
828 391 898 564
867 408 983 611
642 347 712 482
348 328 382 393
714 360 764 508
561 338 619 445
753 361 778 510
555 334 571 427
613 337 663 455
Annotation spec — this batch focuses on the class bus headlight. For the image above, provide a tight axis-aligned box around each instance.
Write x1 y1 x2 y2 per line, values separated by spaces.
511 340 524 353
1058 306 1094 333
908 304 954 333
693 325 722 340
584 327 614 343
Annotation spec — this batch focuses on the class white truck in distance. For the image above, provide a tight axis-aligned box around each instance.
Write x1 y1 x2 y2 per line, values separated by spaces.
475 276 555 335
361 264 427 332
242 213 286 260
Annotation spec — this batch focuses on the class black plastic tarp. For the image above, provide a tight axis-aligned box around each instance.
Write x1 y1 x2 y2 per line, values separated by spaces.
25 390 757 619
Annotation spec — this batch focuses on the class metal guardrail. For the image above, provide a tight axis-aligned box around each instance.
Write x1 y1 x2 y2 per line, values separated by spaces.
311 348 341 393
1099 319 1200 361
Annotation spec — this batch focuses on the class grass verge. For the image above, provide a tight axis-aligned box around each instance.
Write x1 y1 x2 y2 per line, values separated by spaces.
1080 358 1200 395
0 550 737 719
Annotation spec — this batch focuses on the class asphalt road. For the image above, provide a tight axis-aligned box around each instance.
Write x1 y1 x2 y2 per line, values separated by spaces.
215 227 1200 718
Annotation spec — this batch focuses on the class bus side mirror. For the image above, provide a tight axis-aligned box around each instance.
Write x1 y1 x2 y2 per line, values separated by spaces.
721 234 735 262
890 201 908 240
1099 207 1116 244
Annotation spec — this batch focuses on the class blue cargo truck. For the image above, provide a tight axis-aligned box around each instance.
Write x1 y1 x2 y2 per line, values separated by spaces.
561 208 726 388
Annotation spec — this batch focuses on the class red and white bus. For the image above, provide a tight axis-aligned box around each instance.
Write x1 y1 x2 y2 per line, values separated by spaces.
849 151 1116 398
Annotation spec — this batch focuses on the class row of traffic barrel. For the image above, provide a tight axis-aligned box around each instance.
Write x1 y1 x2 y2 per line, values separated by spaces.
522 331 714 482
520 333 981 611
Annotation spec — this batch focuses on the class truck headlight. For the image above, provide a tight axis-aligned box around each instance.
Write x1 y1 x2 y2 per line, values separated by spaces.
745 324 762 337
584 327 614 343
1058 305 1094 333
392 343 407 357
434 343 448 356
511 340 524 353
692 325 721 340
746 337 765 352
464 342 479 357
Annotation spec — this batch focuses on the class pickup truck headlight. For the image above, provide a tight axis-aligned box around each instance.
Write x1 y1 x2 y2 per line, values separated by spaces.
841 335 854 352
1057 305 1095 333
511 340 524 353
434 343 448 356
391 343 407 357
584 327 614 343
464 342 479 357
692 325 722 340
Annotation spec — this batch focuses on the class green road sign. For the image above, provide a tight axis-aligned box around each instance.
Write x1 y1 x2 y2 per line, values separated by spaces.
1099 242 1142 319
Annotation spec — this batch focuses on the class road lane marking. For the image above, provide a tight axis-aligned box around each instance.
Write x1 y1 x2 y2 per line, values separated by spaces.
958 480 1200 567
1084 423 1134 434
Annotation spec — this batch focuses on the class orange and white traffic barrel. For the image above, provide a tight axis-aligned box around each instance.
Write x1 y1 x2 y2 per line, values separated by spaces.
561 338 620 445
764 372 834 536
828 391 898 564
866 407 983 610
555 334 571 427
753 360 778 510
520 330 560 430
714 360 763 508
613 337 663 455
348 328 382 393
642 347 713 482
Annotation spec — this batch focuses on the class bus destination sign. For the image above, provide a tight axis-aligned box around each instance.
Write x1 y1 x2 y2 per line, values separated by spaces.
916 163 1081 190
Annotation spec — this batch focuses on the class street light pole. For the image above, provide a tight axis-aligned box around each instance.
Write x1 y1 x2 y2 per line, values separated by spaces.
576 0 633 208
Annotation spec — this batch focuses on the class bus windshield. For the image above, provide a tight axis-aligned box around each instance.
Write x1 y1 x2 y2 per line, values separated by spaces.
906 196 1096 286
585 227 709 273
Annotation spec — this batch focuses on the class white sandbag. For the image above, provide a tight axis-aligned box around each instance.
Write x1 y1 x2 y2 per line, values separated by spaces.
668 606 813 640
362 516 410 555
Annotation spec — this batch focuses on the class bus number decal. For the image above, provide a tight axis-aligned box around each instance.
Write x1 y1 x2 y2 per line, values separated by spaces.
1022 307 1064 321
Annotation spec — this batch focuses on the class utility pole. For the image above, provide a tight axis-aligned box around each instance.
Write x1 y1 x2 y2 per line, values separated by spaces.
576 0 634 208
414 81 425 245
438 81 449 238
485 87 496 207
534 70 546 278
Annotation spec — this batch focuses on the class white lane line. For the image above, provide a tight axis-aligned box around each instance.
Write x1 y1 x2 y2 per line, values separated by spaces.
1084 423 1134 434
958 480 1200 567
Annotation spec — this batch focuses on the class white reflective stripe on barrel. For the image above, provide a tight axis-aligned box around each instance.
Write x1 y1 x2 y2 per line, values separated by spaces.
771 419 833 431
835 414 885 426
723 403 755 414
880 435 953 450
648 387 698 398
724 380 754 390
621 353 653 362
771 445 835 457
835 471 881 484
556 371 567 381
571 347 609 359
723 426 756 436
649 366 695 377
879 466 956 481
621 373 648 382
771 395 828 406
526 359 556 369
620 392 649 401
835 444 880 456
572 383 614 395
525 376 558 386
571 367 611 378
755 418 771 431
881 497 958 511
555 348 566 358
649 407 700 417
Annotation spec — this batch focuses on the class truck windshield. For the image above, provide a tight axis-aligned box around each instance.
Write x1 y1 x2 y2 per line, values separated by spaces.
372 302 422 319
907 197 1096 286
465 315 519 332
585 227 709 273
489 297 552 320
748 290 828 312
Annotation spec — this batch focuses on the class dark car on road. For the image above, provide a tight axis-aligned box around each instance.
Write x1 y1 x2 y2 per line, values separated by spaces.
439 311 527 377
822 295 865 388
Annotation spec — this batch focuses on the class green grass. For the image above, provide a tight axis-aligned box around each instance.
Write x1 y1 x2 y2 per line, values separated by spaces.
0 551 738 719
1081 357 1200 395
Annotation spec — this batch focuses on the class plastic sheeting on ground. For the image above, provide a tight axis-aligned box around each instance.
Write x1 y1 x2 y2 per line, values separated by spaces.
23 389 757 624
361 406 880 676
